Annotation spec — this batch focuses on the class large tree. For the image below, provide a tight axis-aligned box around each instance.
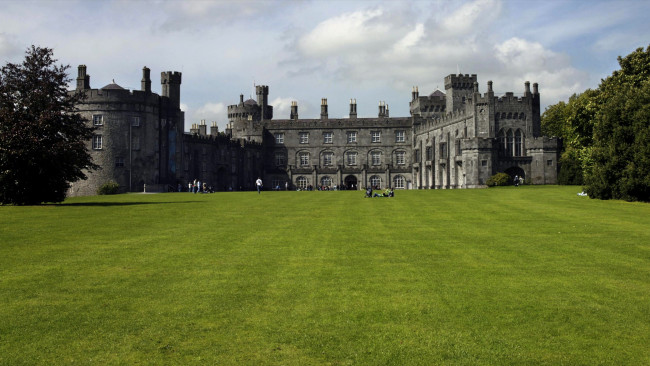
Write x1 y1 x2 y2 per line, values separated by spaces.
583 46 650 201
0 46 98 205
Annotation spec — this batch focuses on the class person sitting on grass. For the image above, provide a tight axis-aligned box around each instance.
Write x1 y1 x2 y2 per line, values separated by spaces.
365 187 373 198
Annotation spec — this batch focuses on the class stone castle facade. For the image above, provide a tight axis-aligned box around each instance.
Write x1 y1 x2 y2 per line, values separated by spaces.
68 65 558 196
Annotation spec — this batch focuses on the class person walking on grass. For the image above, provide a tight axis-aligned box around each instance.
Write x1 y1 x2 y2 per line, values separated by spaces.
256 177 263 194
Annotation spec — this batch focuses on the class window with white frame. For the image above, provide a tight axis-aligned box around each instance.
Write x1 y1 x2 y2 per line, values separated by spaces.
93 114 103 126
346 151 358 165
92 135 103 150
323 132 333 144
393 175 405 189
371 131 381 143
131 116 140 127
274 133 284 144
395 151 405 165
115 157 124 167
299 132 309 144
299 152 310 166
395 130 405 143
296 176 308 189
371 151 381 166
370 175 381 188
275 152 286 166
347 131 357 143
323 152 333 166
321 176 332 187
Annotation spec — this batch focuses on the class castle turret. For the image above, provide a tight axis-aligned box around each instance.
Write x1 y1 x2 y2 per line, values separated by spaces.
161 71 182 108
141 67 151 93
445 74 477 112
76 65 90 90
256 85 270 120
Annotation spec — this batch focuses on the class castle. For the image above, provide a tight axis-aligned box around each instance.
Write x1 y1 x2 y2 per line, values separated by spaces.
67 65 558 196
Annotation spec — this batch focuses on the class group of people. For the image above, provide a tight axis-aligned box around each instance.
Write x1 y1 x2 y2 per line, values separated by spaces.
365 187 394 198
188 179 213 193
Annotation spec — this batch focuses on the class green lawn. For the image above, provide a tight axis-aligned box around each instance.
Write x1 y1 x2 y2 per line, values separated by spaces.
1 186 649 365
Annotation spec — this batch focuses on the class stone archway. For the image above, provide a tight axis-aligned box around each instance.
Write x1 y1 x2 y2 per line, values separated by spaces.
344 175 358 190
504 166 525 180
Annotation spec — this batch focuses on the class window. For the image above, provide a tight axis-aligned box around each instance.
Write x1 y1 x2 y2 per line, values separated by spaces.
92 135 103 150
346 152 358 166
321 176 332 187
371 131 381 143
371 151 381 166
299 132 309 144
370 175 381 188
426 146 433 161
440 143 448 159
547 159 553 166
275 152 286 166
296 176 308 189
323 132 332 144
322 152 333 166
455 140 461 155
506 130 514 156
92 114 103 126
515 130 523 156
347 131 357 143
131 116 140 127
299 152 310 166
414 149 421 163
393 175 405 189
395 130 405 143
396 151 405 165
131 136 140 150
481 160 488 167
115 157 124 167
274 133 284 144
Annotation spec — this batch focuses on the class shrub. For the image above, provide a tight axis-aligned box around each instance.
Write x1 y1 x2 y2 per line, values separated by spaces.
486 172 511 187
97 181 120 195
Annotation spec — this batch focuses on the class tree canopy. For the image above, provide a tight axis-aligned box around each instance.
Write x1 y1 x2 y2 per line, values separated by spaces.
0 46 98 205
541 45 650 201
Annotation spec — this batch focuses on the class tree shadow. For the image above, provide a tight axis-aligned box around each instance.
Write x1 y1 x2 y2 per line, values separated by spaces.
49 201 203 207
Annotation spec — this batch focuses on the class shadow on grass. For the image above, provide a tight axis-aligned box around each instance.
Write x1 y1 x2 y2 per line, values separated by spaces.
50 201 203 207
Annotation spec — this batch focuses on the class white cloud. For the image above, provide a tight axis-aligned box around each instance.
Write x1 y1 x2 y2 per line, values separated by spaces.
270 97 297 120
440 0 501 36
298 8 405 57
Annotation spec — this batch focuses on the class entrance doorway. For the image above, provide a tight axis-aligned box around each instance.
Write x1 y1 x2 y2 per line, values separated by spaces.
344 175 358 190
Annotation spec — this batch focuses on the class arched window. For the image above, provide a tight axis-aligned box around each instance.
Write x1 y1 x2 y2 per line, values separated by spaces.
506 130 514 156
515 130 523 156
369 175 381 189
393 175 405 189
321 151 334 166
298 152 310 166
321 176 332 187
296 176 308 189
498 130 507 155
370 151 382 166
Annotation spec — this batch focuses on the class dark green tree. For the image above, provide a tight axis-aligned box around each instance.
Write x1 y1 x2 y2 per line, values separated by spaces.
541 90 598 185
0 46 98 205
583 46 650 201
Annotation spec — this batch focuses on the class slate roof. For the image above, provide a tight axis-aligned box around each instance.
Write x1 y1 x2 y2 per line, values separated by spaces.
101 80 125 90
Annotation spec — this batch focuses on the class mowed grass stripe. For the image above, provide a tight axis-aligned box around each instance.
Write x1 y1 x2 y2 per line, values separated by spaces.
1 186 649 365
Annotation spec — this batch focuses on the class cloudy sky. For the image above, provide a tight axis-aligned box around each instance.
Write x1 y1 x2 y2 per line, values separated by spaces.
1 0 648 131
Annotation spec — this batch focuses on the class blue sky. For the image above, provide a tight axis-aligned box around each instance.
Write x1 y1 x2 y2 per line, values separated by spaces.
1 0 648 131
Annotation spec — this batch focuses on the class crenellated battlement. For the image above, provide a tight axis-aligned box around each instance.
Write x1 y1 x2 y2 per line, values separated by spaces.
161 71 182 85
444 74 477 90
